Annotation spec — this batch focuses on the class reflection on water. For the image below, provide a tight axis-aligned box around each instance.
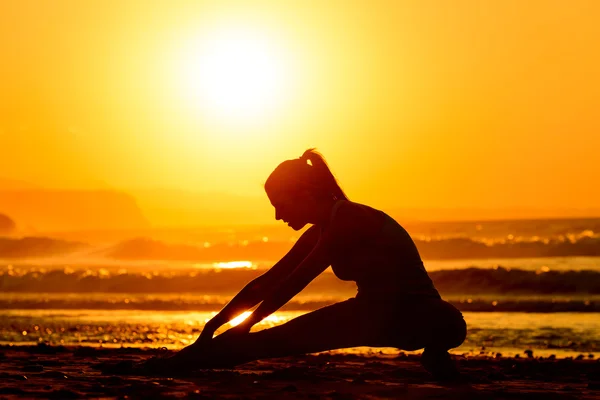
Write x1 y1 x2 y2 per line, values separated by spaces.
211 261 255 270
1 309 598 358
0 309 297 348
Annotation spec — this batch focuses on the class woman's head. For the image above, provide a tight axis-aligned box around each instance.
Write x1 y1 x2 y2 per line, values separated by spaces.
265 149 348 230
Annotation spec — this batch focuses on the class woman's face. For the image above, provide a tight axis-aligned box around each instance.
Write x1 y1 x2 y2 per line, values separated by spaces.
266 186 316 231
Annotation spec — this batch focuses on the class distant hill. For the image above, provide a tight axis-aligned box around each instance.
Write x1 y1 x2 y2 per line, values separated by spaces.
0 190 149 232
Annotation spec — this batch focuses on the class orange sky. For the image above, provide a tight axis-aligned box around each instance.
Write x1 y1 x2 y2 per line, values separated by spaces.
1 0 599 221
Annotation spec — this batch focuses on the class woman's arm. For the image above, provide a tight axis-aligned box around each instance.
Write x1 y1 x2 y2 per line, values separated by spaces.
202 274 268 331
241 239 331 329
234 201 380 331
196 226 320 344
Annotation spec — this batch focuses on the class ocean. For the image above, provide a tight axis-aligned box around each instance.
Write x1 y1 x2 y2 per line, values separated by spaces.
1 217 599 358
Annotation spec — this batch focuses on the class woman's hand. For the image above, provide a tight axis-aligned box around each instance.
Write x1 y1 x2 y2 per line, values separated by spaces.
194 319 220 349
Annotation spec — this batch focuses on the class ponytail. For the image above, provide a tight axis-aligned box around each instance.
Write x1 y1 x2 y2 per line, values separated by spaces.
299 148 349 201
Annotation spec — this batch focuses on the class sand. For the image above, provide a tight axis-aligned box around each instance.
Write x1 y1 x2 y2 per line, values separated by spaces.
0 344 598 399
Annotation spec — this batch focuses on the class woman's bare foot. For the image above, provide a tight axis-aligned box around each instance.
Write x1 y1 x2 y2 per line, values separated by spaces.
420 348 463 382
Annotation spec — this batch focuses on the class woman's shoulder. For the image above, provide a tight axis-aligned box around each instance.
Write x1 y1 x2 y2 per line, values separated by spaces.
328 200 386 236
335 200 385 219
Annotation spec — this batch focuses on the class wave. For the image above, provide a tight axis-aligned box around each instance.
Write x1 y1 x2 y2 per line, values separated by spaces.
106 237 292 261
431 267 600 294
107 234 600 261
0 237 87 258
416 235 600 259
2 231 600 261
2 265 600 296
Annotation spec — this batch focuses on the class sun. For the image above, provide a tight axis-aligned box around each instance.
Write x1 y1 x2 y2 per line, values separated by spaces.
177 26 291 125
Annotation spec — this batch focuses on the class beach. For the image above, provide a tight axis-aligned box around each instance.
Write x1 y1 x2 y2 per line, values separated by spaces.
0 344 598 399
1 220 599 398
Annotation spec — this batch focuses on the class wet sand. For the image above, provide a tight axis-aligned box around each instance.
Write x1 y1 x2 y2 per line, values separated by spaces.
0 344 598 399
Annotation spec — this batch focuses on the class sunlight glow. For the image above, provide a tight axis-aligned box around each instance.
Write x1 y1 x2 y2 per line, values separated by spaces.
229 311 252 327
228 312 292 328
212 261 254 270
177 26 290 125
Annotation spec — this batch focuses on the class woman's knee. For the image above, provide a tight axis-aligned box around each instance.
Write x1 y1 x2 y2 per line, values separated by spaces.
408 301 467 351
430 313 467 351
447 316 467 349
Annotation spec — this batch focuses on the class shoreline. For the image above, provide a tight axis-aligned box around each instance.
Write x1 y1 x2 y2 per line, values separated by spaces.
1 342 599 361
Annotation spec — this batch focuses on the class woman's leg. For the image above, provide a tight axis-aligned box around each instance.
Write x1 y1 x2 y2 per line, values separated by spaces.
162 297 466 371
394 298 467 352
171 298 396 369
410 299 467 380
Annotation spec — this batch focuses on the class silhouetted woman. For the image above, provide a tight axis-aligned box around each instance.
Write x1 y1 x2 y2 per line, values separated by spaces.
149 149 466 379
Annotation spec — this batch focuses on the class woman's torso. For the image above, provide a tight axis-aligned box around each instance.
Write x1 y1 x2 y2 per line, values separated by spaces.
326 200 441 300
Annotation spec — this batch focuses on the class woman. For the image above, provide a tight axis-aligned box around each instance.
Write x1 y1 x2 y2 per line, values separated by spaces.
147 149 466 379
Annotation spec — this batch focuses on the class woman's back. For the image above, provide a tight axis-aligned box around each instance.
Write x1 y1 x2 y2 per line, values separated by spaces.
326 200 441 300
